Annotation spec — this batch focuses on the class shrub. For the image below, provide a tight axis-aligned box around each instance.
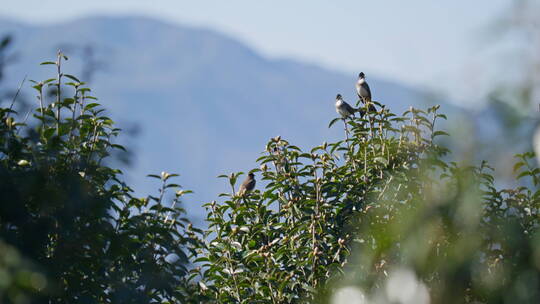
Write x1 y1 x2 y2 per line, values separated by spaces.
199 101 539 303
0 51 202 303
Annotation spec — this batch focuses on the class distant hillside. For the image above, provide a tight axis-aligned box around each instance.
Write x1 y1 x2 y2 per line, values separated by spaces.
0 16 451 221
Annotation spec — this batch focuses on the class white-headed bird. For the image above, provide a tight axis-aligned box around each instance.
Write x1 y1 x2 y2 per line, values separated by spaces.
335 94 360 118
356 72 371 103
356 72 377 112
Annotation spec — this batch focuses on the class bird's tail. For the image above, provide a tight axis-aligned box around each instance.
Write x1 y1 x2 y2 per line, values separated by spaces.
358 99 377 113
354 107 366 117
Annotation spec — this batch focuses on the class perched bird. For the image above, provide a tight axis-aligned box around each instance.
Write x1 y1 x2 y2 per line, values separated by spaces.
238 172 256 195
356 72 377 112
335 94 361 118
356 72 371 103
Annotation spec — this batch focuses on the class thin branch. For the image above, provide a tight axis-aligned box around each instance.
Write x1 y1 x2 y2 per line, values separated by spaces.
343 118 357 171
7 75 27 116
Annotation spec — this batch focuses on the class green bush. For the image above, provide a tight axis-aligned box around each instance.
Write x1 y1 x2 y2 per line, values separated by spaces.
0 51 202 303
198 100 539 303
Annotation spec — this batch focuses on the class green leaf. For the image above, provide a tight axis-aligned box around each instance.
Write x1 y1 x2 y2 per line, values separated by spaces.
84 103 100 110
43 128 55 139
436 114 447 120
328 117 341 128
513 161 525 173
64 74 81 82
111 144 126 151
432 130 449 137
63 98 75 105
517 171 531 180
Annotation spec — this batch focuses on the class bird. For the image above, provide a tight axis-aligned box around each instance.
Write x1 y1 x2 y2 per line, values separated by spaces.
238 172 256 195
356 72 371 103
356 72 376 112
335 94 362 118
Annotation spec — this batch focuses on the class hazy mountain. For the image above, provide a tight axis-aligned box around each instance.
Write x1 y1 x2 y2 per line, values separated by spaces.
0 16 454 222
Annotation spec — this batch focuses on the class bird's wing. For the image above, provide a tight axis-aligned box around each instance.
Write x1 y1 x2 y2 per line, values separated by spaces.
343 101 357 115
240 178 255 192
362 82 372 101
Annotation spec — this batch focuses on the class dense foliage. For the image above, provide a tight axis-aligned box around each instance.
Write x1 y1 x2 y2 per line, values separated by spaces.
0 43 538 303
0 49 202 303
197 97 539 303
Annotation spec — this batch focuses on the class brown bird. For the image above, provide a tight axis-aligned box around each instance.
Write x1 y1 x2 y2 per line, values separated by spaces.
238 172 256 195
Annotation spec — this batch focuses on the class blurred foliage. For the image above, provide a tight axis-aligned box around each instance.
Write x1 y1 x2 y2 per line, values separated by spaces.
0 240 48 303
0 43 202 303
479 0 540 163
496 0 540 112
0 34 19 107
324 151 540 304
0 35 13 83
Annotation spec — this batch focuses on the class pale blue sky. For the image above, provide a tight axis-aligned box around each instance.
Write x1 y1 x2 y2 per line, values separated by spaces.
2 0 512 102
